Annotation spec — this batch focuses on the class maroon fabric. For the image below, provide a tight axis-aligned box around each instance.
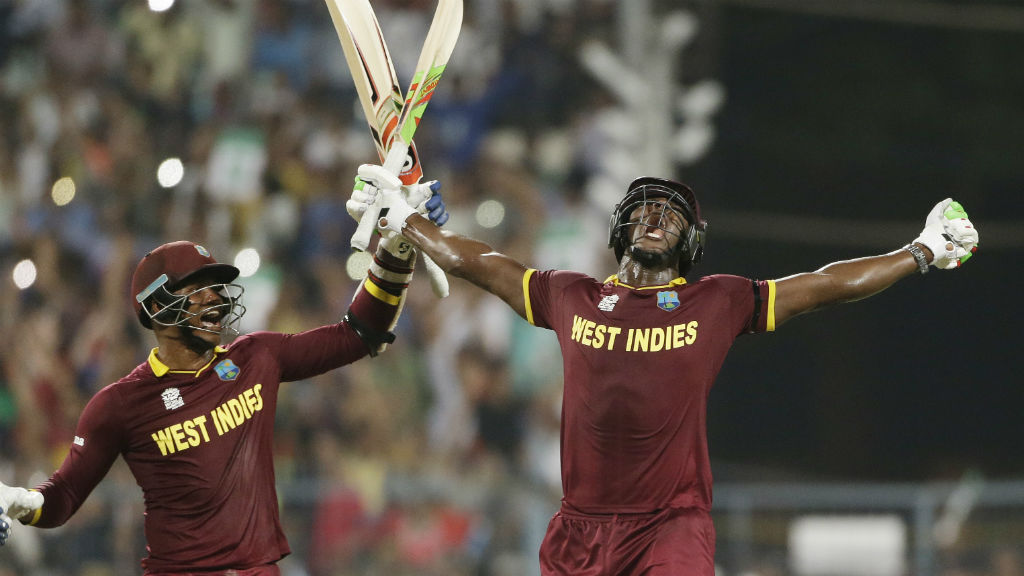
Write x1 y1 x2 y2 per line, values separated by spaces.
540 505 715 576
34 286 402 573
527 271 771 514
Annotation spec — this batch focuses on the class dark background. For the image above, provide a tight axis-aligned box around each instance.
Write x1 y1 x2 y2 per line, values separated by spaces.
690 2 1021 481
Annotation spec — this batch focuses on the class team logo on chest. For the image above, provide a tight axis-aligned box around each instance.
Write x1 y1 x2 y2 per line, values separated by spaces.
161 387 185 410
597 294 619 312
657 290 680 311
215 359 241 381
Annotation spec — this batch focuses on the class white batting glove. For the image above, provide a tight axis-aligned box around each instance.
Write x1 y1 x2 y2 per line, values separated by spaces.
346 164 403 223
377 188 418 239
913 198 979 269
403 180 450 226
0 483 43 545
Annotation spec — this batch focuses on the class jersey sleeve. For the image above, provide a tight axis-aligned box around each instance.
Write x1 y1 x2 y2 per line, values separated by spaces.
523 269 592 330
30 385 126 528
701 274 777 336
246 274 407 382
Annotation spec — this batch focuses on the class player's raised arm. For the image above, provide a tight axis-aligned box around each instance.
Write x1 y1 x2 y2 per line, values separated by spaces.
772 198 978 325
348 166 531 318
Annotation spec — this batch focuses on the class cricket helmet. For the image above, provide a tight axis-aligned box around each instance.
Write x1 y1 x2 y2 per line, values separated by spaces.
131 241 245 333
608 176 708 276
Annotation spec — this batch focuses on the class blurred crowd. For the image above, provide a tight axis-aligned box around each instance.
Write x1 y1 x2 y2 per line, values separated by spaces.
2 1 1021 576
0 0 620 574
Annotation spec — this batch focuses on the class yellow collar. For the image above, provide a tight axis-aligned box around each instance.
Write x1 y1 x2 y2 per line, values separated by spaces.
605 275 687 290
148 346 228 377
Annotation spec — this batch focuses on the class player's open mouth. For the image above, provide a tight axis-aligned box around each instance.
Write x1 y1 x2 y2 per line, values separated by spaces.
199 310 223 329
643 227 666 240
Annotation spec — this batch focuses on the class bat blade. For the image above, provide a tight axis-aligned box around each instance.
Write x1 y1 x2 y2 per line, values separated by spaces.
325 0 423 185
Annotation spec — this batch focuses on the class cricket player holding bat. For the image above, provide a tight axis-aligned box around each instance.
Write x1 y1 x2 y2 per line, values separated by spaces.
0 183 448 574
348 166 978 575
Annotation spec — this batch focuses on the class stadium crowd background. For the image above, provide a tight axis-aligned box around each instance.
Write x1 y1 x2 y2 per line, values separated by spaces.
0 0 1019 575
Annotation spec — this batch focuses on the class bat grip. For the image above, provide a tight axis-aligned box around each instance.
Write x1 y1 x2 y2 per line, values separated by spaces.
351 202 380 252
422 253 449 298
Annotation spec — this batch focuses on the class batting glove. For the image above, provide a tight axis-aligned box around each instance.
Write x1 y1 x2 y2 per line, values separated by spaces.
376 188 419 239
0 483 43 545
349 165 450 227
913 198 979 269
403 180 450 226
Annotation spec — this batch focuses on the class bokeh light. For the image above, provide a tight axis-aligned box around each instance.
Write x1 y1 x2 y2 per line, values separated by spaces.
51 177 76 206
475 200 506 229
234 248 261 278
12 259 37 289
157 157 185 188
346 251 372 280
148 0 175 12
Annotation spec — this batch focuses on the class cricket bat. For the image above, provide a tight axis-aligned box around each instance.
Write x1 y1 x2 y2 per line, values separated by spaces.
326 0 463 297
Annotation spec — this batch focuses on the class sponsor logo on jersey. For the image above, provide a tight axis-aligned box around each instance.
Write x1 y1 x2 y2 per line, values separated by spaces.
73 436 85 447
597 294 619 312
215 359 240 381
657 290 680 311
162 387 185 410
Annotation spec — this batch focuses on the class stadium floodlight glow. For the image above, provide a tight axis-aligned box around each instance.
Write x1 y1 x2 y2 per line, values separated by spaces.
234 248 261 278
157 157 185 188
476 199 505 229
345 251 372 281
12 259 37 289
148 0 175 12
51 176 76 206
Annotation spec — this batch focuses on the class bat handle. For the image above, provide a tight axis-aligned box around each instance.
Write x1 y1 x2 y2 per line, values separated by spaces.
383 140 449 298
422 253 449 298
351 202 380 252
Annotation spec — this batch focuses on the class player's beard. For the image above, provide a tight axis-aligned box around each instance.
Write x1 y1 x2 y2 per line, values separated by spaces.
629 244 674 270
177 325 221 356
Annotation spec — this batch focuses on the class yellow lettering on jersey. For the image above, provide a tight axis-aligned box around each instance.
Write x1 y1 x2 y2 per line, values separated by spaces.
569 316 698 353
570 316 621 351
673 323 687 348
571 315 586 341
150 415 214 456
625 321 699 352
150 386 266 456
650 327 665 352
632 328 650 352
213 385 265 436
605 327 621 349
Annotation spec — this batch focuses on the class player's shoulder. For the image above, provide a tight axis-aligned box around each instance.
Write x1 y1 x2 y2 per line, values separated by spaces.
692 273 753 290
530 268 600 292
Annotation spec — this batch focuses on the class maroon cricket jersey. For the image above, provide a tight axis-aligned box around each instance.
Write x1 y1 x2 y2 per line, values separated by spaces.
524 270 776 514
30 284 402 573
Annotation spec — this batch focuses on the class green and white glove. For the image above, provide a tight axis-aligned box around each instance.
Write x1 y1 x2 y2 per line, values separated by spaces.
913 198 979 269
350 165 418 262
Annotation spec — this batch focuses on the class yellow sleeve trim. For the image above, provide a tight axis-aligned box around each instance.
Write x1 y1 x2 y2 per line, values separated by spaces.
523 269 537 325
25 493 42 526
363 278 401 306
766 280 777 332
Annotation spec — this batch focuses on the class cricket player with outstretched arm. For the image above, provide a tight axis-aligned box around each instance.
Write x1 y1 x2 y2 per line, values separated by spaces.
0 184 448 575
346 164 978 575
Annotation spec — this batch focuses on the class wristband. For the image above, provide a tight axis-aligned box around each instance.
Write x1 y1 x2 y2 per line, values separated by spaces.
905 244 929 275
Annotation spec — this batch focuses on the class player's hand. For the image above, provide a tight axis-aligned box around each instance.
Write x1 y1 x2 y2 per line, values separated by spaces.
0 482 43 545
403 180 449 226
347 164 402 223
376 188 418 238
914 198 979 269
